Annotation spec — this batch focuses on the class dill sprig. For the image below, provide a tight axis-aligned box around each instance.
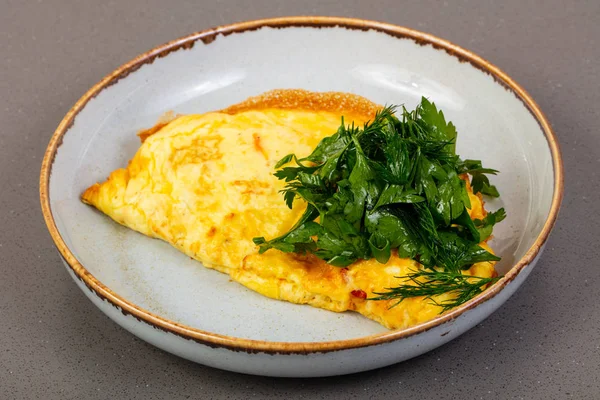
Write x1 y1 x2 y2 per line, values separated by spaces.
370 269 500 312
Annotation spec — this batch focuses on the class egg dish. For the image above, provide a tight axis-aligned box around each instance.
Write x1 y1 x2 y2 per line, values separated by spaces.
81 89 500 330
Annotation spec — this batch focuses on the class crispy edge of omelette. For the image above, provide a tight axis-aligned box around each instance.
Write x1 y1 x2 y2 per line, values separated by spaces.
136 89 381 143
82 89 497 330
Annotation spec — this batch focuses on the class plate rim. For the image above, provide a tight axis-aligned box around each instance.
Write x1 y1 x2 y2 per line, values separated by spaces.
39 16 564 354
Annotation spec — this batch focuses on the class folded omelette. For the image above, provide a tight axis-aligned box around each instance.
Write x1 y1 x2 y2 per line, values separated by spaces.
82 89 496 330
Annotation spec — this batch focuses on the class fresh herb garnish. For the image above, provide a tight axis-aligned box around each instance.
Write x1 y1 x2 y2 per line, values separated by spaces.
370 270 499 312
252 97 504 311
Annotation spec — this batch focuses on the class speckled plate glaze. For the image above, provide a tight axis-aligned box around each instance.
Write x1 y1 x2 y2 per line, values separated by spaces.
40 17 563 377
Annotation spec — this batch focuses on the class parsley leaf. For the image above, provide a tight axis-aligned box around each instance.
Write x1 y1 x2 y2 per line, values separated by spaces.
460 159 500 197
475 208 507 241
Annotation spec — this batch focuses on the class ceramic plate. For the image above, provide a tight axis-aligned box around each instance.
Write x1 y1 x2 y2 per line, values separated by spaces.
40 17 563 377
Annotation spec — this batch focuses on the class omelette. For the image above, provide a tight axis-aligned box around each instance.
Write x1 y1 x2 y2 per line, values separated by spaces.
82 89 497 330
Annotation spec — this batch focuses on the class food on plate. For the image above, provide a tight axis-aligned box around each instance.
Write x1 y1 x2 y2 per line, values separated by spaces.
82 89 505 330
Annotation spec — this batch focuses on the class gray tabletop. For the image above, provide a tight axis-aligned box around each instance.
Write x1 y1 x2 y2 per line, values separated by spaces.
2 1 598 399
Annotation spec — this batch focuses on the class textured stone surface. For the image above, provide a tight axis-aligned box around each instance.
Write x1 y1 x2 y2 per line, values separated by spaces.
1 0 598 398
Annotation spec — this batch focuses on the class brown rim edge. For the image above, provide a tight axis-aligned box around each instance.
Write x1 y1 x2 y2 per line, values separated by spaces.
40 16 564 354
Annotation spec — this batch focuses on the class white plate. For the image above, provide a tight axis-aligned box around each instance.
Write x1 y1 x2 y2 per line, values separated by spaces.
40 17 563 377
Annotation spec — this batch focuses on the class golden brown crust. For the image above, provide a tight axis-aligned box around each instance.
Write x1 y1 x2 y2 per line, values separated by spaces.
220 89 382 118
137 121 170 143
137 111 179 143
81 183 99 205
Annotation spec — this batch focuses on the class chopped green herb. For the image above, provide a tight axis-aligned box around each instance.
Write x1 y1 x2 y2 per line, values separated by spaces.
253 97 505 311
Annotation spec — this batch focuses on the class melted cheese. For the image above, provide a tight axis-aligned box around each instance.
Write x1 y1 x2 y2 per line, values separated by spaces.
82 91 496 330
